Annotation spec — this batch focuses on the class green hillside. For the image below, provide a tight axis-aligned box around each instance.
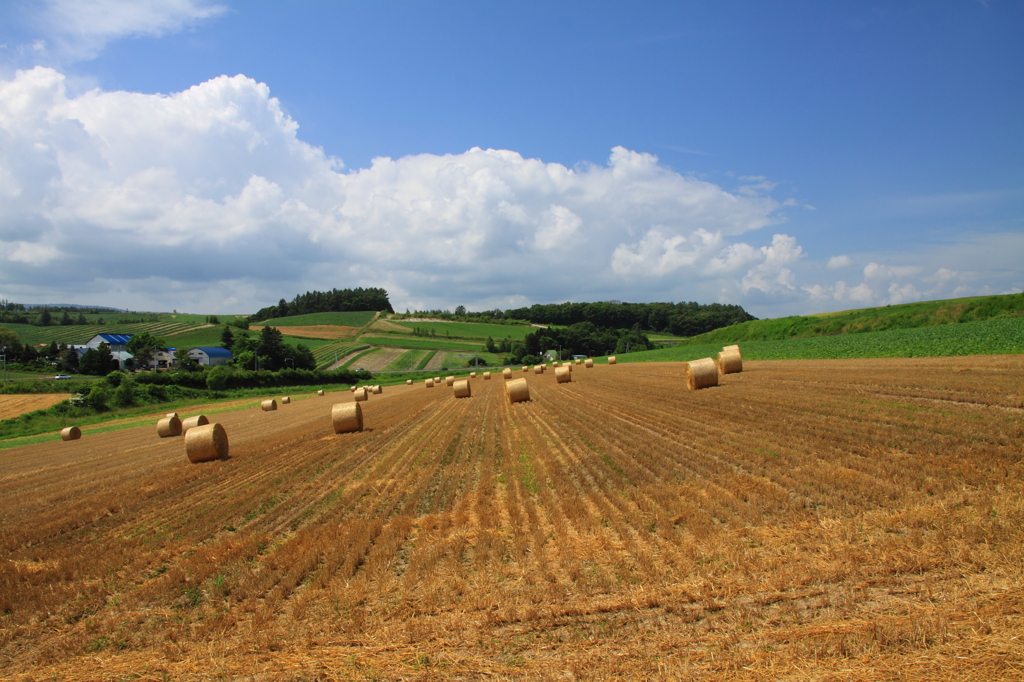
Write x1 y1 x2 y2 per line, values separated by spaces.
385 319 535 340
676 293 1024 346
257 311 377 327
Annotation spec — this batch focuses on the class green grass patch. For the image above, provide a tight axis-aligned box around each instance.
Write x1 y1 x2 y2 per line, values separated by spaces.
385 320 535 341
383 349 427 371
617 316 1024 363
415 351 436 370
312 342 370 369
341 347 380 370
3 321 201 346
257 311 377 327
359 336 484 351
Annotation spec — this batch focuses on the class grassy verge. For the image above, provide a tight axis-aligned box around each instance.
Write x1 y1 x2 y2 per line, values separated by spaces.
415 351 436 370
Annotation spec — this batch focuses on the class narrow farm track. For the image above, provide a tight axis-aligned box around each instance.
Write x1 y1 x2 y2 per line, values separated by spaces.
1 358 1023 680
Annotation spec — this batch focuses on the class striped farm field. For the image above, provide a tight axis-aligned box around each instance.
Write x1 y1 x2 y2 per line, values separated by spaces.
3 322 200 346
1 357 1022 679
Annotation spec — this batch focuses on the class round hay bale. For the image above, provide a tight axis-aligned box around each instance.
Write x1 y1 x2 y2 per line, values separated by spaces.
317 389 325 396
505 378 530 404
332 402 363 433
483 371 491 380
350 386 357 392
575 359 581 365
555 366 572 383
166 412 179 419
522 366 529 372
717 349 743 375
185 422 228 463
354 387 369 401
157 416 182 438
608 356 617 365
446 376 456 386
503 368 512 379
406 379 412 385
470 372 476 379
686 358 719 390
453 379 472 398
181 415 209 434
723 344 740 353
281 396 291 404
534 365 544 374
434 377 441 384
261 399 277 411
371 385 383 395
60 426 81 441
584 358 594 368
425 378 434 387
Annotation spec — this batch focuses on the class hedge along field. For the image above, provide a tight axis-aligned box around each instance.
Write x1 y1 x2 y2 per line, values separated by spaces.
1 357 1022 680
256 311 378 327
622 316 1024 363
386 319 536 340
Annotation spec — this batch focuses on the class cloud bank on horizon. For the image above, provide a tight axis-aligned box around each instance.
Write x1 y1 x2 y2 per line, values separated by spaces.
0 0 1020 316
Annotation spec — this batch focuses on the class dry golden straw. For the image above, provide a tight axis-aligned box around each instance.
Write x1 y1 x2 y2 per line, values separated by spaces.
181 415 209 434
281 396 291 404
166 412 179 419
717 349 743 375
534 365 544 374
686 357 719 390
453 379 472 398
425 378 434 388
502 368 512 379
261 399 277 411
505 377 530 403
446 376 455 386
60 426 81 441
483 371 491 380
406 379 412 385
555 366 572 383
723 344 741 354
157 416 182 438
350 386 357 392
185 422 228 463
470 372 477 378
585 358 594 368
434 376 441 384
317 389 324 396
522 366 529 372
608 356 617 365
354 387 369 401
575 359 581 365
371 385 383 394
331 402 363 434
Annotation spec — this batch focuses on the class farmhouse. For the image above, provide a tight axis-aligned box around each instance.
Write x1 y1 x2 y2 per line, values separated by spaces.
187 346 233 366
150 349 176 369
85 334 132 352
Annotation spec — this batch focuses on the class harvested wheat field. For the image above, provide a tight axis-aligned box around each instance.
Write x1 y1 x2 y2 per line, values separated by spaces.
249 326 361 340
2 357 1024 681
0 394 72 421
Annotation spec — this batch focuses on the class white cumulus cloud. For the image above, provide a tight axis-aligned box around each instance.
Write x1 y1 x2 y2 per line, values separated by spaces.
827 254 854 269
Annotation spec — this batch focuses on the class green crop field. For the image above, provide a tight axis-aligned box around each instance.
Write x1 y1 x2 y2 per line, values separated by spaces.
382 349 428 371
312 342 370 369
2 322 199 346
256 311 377 327
386 320 535 340
341 347 380 370
358 336 485 351
618 316 1024 363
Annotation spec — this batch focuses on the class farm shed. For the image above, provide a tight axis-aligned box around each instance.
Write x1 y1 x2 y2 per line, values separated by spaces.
187 346 234 367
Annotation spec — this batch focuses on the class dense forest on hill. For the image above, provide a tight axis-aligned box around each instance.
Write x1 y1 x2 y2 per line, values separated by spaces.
249 287 394 322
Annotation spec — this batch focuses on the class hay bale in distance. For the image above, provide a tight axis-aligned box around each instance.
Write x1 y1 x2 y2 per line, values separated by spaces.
608 356 617 365
332 402 363 433
434 377 441 384
185 423 228 463
717 349 743 375
60 426 81 441
406 379 412 385
505 378 530 404
261 399 277 411
317 389 325 396
453 379 472 398
555 366 572 383
502 368 512 379
483 371 491 380
354 387 369 401
470 372 477 379
181 415 209 434
157 416 183 438
585 358 594 368
425 378 434 388
575 359 581 365
281 396 291 404
522 366 529 372
350 386 357 392
723 344 740 353
534 365 544 374
371 385 383 395
166 412 179 419
446 376 455 386
686 358 719 390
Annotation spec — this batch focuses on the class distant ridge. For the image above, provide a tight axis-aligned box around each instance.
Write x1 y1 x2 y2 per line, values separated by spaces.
22 303 126 311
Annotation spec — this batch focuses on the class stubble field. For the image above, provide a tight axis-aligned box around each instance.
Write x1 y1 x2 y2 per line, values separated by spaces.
1 358 1022 680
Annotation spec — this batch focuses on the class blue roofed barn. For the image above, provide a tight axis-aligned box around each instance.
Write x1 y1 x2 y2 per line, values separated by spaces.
188 346 233 367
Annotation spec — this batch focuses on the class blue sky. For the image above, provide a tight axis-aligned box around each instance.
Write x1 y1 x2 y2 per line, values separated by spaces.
0 1 1021 317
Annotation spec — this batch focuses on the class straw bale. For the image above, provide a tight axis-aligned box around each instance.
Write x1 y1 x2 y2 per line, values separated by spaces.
470 372 476 378
157 416 182 438
354 387 369 401
281 396 291 404
585 358 594 368
181 415 209 434
425 378 434 387
502 368 512 379
406 379 412 385
575 359 581 365
522 366 529 372
371 385 382 394
331 402 363 434
185 422 228 463
534 365 544 374
60 426 81 441
505 377 530 403
555 366 572 383
261 399 277 411
453 379 472 398
686 357 719 390
350 386 357 392
446 376 455 386
723 344 740 353
717 349 743 375
434 377 441 384
483 371 491 380
608 356 617 365
166 412 179 419
317 389 324 396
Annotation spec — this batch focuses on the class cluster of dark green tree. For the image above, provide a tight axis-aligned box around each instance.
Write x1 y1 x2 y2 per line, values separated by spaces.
498 322 652 365
412 301 755 336
218 325 317 372
0 301 127 326
250 287 394 322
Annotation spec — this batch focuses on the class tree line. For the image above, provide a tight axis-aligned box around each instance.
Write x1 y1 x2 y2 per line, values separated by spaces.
250 287 394 322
